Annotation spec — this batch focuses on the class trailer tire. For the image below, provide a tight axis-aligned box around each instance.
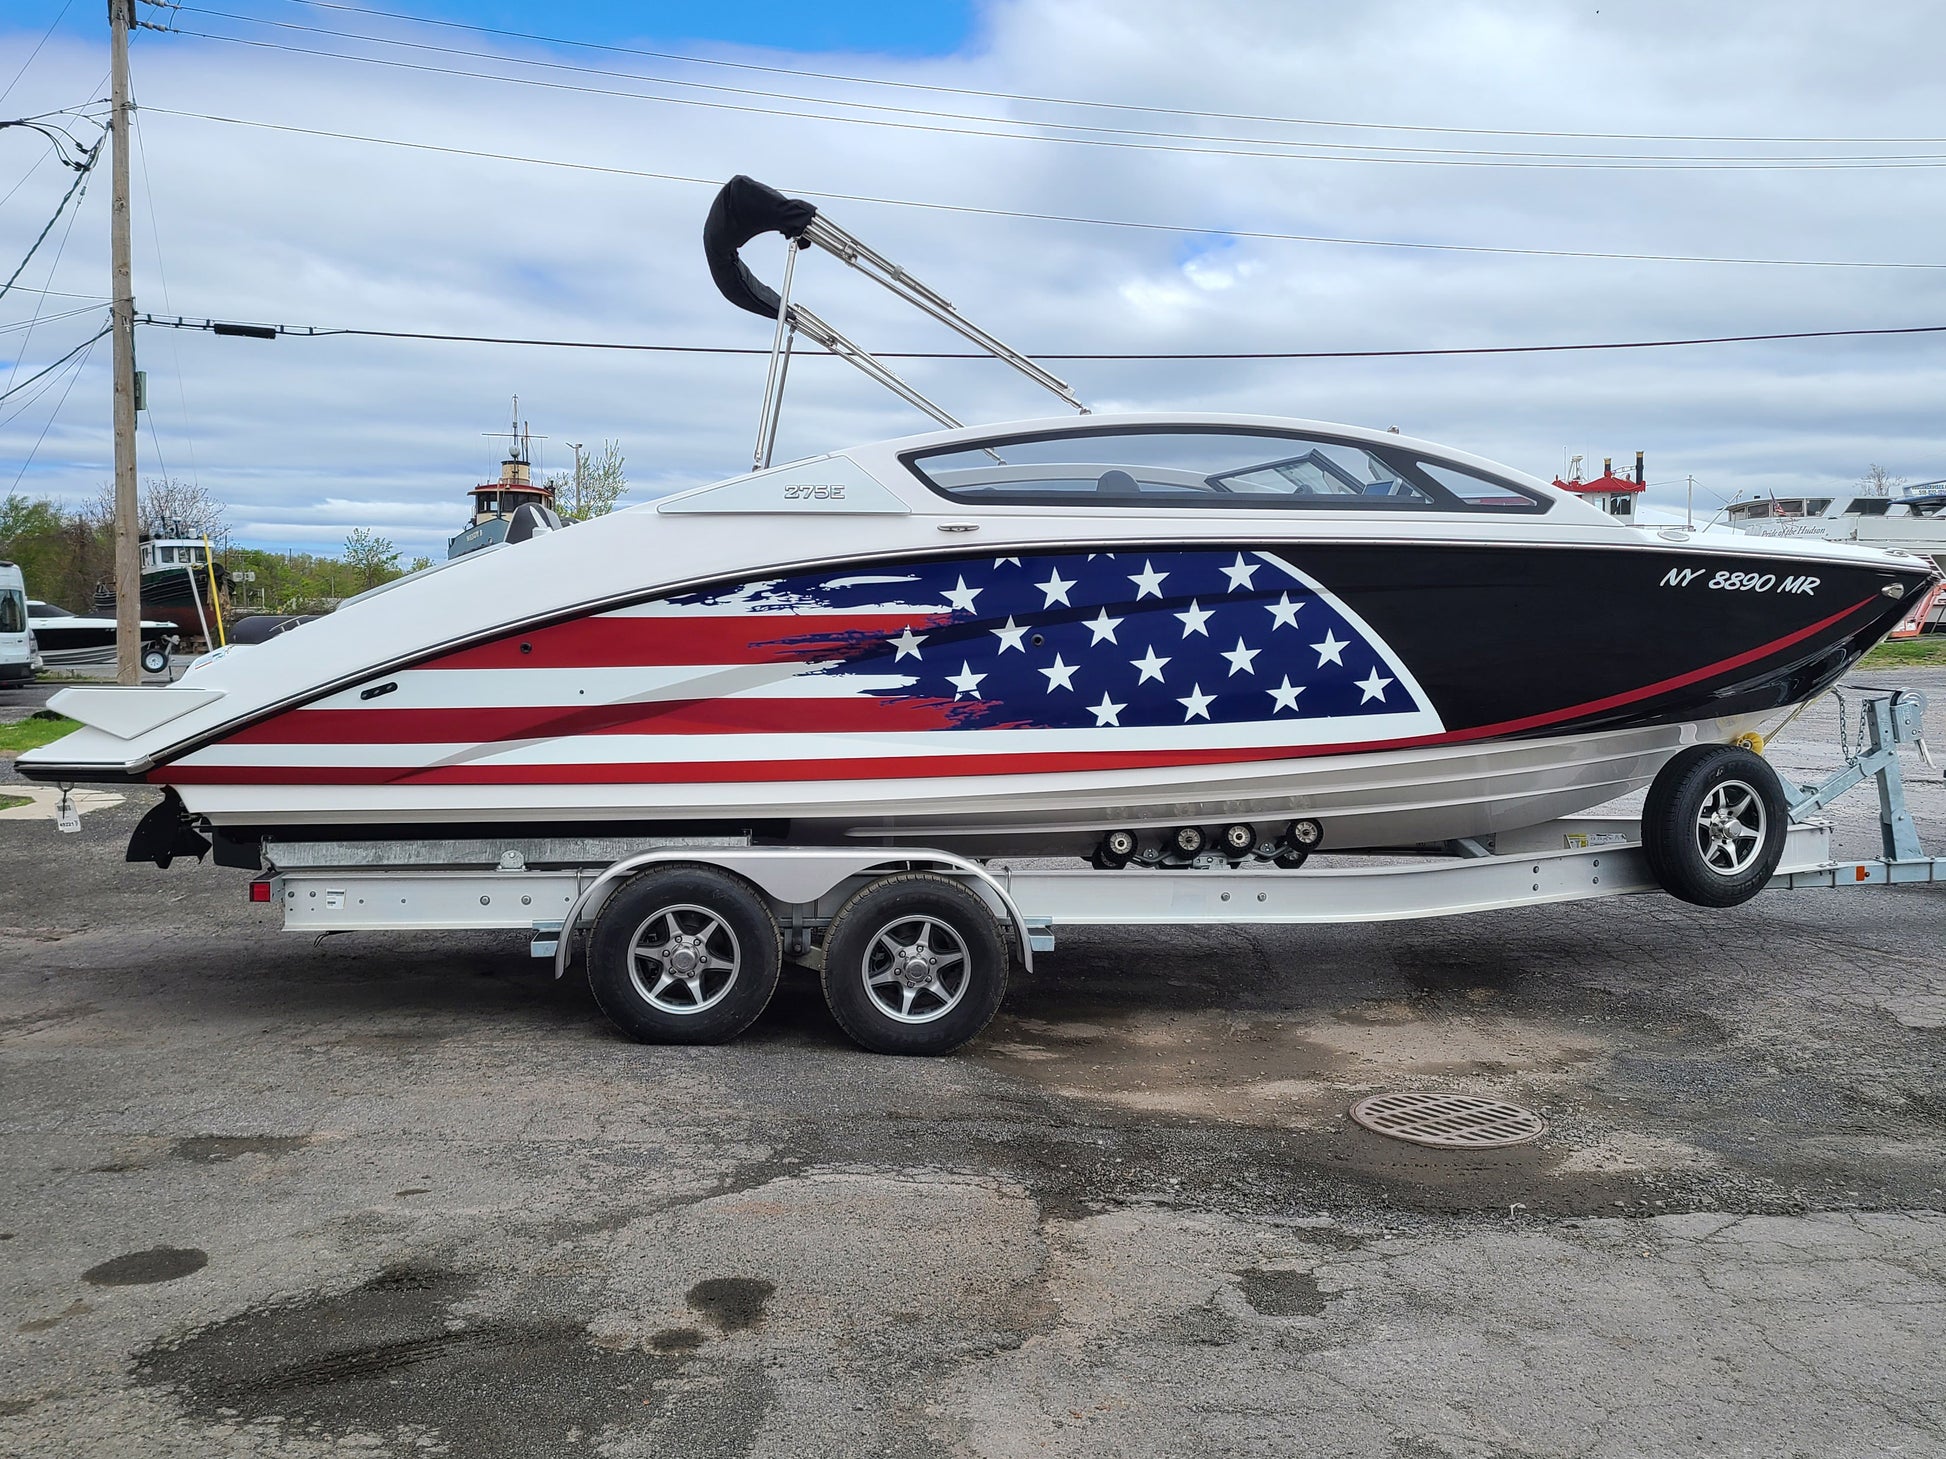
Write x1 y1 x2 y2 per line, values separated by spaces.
820 874 1008 1056
587 865 781 1044
141 647 170 675
1642 744 1789 908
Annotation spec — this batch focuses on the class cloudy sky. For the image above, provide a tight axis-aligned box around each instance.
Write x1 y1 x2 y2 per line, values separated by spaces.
2 0 1943 556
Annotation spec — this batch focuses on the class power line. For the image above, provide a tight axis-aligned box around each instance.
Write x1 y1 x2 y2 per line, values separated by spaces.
0 145 52 212
0 303 107 336
0 0 78 109
262 0 1946 148
138 108 1946 272
0 115 102 170
0 284 112 302
163 27 1946 172
0 134 102 299
131 90 203 491
170 7 1946 167
2 115 102 403
0 325 112 407
136 311 1946 361
4 327 100 493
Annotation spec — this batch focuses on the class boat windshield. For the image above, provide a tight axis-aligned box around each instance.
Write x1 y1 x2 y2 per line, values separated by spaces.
905 426 1548 513
27 602 74 618
145 543 207 566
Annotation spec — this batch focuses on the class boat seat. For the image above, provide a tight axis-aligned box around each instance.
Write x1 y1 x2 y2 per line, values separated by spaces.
1096 469 1141 495
506 502 565 543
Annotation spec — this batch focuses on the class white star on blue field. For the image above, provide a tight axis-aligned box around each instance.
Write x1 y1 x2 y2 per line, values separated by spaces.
677 548 1420 731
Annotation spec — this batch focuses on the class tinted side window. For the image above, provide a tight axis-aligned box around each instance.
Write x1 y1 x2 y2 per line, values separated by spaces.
908 429 1548 512
910 429 1445 510
1414 462 1549 512
0 590 24 634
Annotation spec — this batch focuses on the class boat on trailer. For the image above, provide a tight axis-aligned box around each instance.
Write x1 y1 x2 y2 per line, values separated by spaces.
19 176 1944 1053
26 600 175 670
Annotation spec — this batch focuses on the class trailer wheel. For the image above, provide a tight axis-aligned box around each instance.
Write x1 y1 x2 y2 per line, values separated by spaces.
587 865 781 1044
820 874 1009 1056
141 647 169 675
1642 745 1789 908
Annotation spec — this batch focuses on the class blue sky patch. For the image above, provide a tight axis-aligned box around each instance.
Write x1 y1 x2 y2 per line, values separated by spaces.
23 0 979 58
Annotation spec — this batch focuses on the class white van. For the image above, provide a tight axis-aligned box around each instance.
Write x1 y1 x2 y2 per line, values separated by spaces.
0 561 34 686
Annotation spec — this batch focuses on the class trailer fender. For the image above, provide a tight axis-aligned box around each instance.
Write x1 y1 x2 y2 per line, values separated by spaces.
553 847 1033 979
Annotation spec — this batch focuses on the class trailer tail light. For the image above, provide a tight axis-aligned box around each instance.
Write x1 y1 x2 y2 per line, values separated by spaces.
249 879 273 903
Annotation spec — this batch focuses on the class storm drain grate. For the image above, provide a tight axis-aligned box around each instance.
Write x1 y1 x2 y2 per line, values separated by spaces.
1348 1091 1546 1149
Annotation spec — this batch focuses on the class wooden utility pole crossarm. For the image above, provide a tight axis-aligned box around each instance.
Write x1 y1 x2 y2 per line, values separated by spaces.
110 0 140 684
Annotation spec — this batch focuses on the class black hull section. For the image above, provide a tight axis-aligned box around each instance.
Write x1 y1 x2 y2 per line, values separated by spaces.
1275 542 1928 739
30 624 172 654
95 566 228 640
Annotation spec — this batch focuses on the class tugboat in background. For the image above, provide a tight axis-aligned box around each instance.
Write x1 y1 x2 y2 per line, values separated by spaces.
92 532 228 649
449 402 557 559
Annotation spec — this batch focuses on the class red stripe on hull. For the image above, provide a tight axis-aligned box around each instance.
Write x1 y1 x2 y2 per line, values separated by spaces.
157 595 1881 789
424 613 949 669
225 695 992 744
1438 593 1872 743
157 743 1333 787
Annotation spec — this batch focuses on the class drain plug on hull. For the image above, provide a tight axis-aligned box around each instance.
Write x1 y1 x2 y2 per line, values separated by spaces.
1349 1091 1546 1149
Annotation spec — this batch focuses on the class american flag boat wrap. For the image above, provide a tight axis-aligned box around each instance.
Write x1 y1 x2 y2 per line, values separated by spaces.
163 548 1443 788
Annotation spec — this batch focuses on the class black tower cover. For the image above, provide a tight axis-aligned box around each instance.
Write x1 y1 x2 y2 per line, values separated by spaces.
702 175 819 320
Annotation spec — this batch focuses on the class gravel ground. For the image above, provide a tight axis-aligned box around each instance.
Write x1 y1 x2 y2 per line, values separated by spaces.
1 670 1942 1458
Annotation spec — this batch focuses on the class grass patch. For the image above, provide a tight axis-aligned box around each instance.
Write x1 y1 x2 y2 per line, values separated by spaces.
1859 637 1946 669
0 711 80 755
0 792 29 811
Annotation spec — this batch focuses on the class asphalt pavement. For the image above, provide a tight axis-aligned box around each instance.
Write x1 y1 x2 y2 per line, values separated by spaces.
2 670 1943 1458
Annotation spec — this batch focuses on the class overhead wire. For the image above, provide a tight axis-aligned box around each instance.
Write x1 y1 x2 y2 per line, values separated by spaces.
5 328 101 493
0 332 87 427
1 132 103 299
2 121 101 404
168 7 1946 167
0 116 101 170
137 109 1946 272
159 27 1946 172
0 146 53 213
131 87 201 490
0 0 79 109
0 302 106 335
136 312 1946 361
0 283 112 302
259 0 1946 148
0 324 112 408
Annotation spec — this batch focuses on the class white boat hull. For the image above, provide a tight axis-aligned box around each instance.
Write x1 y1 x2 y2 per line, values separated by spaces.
170 712 1756 856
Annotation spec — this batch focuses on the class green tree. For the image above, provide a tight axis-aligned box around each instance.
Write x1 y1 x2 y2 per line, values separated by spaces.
0 493 67 598
341 527 401 592
546 439 628 522
0 493 105 608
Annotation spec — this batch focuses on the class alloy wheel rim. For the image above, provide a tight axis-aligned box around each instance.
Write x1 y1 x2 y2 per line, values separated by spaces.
862 915 970 1025
627 904 741 1015
1694 779 1766 877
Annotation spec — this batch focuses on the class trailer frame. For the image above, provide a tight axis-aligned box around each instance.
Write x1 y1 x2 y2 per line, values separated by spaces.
258 688 1943 1012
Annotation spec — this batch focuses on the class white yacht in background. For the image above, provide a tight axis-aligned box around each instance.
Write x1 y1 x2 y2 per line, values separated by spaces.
1722 483 1946 567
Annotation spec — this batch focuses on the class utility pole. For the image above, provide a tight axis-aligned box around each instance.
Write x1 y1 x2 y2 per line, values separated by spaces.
567 441 584 520
109 0 140 684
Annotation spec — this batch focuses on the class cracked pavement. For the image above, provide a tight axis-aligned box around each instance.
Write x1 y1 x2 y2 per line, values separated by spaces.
2 670 1943 1457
